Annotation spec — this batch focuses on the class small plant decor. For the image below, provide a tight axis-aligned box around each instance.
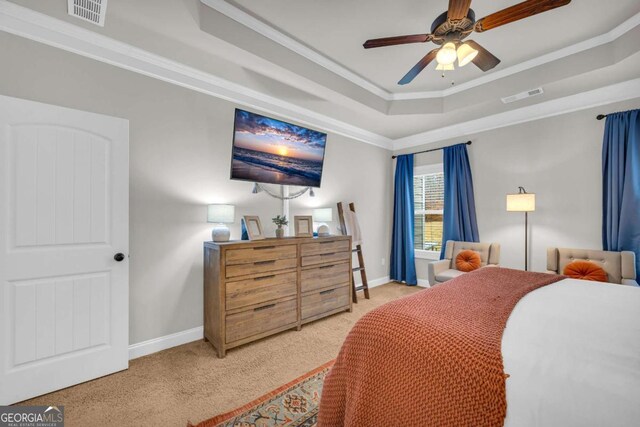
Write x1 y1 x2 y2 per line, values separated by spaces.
272 215 288 238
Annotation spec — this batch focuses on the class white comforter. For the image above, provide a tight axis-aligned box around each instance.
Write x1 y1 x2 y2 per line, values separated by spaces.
503 278 640 426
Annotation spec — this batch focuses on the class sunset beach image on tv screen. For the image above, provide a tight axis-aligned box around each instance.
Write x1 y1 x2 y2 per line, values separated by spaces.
230 109 327 187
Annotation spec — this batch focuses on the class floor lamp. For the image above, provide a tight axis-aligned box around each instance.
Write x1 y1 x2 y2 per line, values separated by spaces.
507 187 536 271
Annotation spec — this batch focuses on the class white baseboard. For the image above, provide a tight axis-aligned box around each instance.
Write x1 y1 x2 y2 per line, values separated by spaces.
128 326 203 360
364 276 432 288
368 276 431 288
365 275 391 288
127 275 419 360
417 279 431 288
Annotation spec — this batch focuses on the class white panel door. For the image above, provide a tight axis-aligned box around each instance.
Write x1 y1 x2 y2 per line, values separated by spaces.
0 95 129 405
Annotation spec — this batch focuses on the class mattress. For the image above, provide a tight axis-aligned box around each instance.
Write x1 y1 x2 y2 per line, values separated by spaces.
503 278 640 426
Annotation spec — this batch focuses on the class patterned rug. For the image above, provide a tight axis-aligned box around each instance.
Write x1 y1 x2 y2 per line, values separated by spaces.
189 360 334 427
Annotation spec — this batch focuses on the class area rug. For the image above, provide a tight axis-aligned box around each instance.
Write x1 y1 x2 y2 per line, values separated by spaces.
189 360 334 427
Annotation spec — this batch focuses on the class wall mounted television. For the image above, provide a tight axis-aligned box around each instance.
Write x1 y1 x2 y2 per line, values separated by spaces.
230 109 327 188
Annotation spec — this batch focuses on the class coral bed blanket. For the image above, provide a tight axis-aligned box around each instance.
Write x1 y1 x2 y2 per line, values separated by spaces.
318 267 563 427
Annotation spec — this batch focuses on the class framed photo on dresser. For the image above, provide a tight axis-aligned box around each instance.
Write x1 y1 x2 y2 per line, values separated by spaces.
294 216 313 237
242 215 265 240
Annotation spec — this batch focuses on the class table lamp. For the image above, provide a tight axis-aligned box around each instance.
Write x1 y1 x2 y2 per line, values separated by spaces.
506 187 535 271
207 204 235 242
313 207 333 237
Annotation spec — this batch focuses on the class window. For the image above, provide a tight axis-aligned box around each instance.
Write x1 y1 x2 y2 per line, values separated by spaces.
414 165 444 257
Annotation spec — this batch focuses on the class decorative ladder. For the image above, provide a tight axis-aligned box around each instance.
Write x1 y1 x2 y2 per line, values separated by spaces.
337 202 370 303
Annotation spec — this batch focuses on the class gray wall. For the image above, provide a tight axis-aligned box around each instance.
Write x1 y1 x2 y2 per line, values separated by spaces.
0 33 392 345
395 98 640 280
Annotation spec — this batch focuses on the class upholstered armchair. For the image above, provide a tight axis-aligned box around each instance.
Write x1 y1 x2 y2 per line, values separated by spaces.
427 240 501 285
547 247 638 286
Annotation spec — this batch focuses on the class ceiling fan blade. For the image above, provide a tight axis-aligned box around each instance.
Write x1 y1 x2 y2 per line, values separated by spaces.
447 0 472 20
475 0 571 32
398 49 439 85
465 40 501 71
363 34 433 49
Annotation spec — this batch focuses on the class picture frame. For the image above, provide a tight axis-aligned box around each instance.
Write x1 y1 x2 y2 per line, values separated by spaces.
242 216 265 240
294 215 313 237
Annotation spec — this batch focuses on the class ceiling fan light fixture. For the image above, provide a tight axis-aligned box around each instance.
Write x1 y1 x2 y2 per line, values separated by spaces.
436 63 455 71
457 43 478 67
362 0 572 85
436 42 457 65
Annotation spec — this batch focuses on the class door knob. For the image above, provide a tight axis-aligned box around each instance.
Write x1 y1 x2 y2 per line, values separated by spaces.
114 253 125 262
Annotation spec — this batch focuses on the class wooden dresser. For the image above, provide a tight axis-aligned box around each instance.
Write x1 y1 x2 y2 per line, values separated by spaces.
203 235 352 357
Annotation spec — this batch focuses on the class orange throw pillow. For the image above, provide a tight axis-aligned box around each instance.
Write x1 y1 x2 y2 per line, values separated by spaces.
456 250 482 272
563 261 609 282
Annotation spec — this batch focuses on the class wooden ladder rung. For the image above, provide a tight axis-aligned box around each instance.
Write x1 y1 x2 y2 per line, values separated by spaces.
338 201 370 304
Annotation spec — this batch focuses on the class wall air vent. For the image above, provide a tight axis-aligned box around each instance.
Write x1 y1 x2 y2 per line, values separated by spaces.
501 87 544 104
67 0 108 26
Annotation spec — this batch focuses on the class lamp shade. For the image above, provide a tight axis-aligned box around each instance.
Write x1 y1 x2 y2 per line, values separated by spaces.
436 42 457 65
436 63 455 71
207 204 235 223
313 207 333 222
506 193 535 212
457 43 478 67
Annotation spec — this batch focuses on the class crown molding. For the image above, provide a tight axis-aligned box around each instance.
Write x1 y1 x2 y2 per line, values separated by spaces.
201 0 640 102
0 0 393 150
392 78 640 151
3 0 639 153
200 0 393 100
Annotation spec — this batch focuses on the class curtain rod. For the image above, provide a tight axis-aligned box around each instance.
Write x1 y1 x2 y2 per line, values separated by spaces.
391 141 472 159
596 114 608 120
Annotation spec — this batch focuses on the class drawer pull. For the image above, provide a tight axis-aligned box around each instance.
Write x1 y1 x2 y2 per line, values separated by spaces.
254 260 276 265
254 274 276 281
319 265 335 270
319 241 334 244
320 289 335 295
254 303 276 311
254 246 276 251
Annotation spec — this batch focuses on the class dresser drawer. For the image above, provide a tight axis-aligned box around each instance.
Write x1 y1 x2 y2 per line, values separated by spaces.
301 262 350 294
226 297 297 343
226 272 297 311
301 285 350 320
301 240 350 256
301 251 350 267
225 258 297 279
226 244 297 265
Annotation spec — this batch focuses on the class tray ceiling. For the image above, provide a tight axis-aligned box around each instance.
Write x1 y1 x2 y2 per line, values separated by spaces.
227 0 640 93
2 0 640 147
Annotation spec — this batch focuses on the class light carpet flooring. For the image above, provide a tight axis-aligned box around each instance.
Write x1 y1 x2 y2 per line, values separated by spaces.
19 282 422 427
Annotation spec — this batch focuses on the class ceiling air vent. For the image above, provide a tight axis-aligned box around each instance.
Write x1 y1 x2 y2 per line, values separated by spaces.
67 0 108 26
501 87 544 104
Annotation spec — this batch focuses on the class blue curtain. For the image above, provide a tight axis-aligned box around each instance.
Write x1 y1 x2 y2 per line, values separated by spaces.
602 109 640 275
441 143 480 258
390 154 417 285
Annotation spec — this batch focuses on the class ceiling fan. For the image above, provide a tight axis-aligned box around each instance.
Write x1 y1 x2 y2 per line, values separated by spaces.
363 0 572 85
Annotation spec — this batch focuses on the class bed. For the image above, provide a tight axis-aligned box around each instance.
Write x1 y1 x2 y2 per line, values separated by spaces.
317 268 640 427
